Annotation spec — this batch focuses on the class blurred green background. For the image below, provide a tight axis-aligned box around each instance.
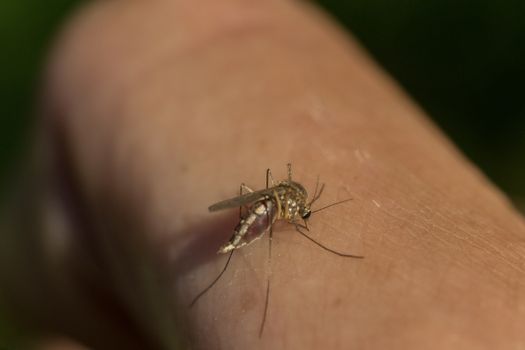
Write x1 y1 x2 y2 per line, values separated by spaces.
1 0 83 191
0 0 524 346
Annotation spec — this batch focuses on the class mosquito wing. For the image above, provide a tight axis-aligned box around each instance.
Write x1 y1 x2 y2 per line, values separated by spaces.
208 188 275 212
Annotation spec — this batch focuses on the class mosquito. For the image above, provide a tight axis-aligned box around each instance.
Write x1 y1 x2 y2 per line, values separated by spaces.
190 164 363 337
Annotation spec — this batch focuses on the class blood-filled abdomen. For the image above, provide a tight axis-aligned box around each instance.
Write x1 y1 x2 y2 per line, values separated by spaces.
218 198 277 254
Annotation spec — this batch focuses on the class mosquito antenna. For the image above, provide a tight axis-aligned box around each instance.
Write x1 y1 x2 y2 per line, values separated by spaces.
295 226 363 258
190 250 235 307
311 175 320 201
308 183 325 206
311 198 353 214
314 183 325 202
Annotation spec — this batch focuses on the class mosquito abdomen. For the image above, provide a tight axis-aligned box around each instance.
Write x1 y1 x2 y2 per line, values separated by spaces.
218 199 276 254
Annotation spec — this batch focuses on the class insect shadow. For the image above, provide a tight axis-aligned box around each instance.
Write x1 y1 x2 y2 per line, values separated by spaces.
163 212 239 279
189 164 363 337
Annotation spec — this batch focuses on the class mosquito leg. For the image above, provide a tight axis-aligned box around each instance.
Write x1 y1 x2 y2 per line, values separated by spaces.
239 183 254 218
259 221 273 338
266 169 275 189
190 182 250 307
259 279 271 338
292 220 309 231
287 163 292 181
189 250 235 307
239 184 244 218
241 183 254 193
294 224 364 259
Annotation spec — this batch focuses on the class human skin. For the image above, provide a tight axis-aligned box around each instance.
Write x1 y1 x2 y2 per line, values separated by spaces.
5 0 525 349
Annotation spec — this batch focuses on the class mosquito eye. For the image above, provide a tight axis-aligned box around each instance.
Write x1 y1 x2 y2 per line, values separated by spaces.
302 211 311 219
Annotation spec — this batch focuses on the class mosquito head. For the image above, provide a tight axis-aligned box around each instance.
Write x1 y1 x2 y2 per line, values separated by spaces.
301 207 312 220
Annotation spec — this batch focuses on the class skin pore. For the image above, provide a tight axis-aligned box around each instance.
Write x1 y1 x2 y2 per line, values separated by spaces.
4 0 525 349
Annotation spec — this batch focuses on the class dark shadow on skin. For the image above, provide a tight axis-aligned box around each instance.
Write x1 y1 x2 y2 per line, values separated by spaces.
50 119 170 350
158 211 240 279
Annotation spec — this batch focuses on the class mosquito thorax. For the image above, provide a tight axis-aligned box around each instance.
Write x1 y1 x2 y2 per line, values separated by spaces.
274 181 309 221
